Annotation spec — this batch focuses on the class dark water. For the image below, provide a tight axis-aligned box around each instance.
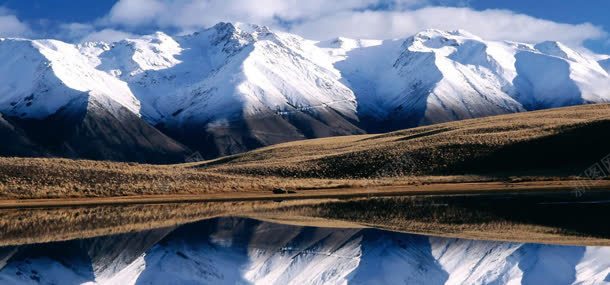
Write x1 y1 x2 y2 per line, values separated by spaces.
1 216 609 285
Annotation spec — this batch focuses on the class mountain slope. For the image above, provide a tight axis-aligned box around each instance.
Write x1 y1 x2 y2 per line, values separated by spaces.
0 23 365 160
96 23 364 157
0 39 190 163
0 38 140 119
7 98 191 163
0 24 609 161
515 41 610 109
323 30 610 130
0 104 609 201
201 104 610 178
0 113 41 157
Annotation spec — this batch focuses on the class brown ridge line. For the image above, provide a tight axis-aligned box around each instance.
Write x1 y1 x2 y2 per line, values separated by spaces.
1 180 608 209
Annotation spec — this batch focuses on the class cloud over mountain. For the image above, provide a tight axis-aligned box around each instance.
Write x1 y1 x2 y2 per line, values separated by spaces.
99 0 606 48
0 6 31 37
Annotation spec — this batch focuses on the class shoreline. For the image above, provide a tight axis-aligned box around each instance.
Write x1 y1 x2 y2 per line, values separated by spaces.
1 180 608 209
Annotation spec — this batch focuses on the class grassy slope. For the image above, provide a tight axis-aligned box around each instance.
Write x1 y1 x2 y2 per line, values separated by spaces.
2 104 610 246
200 103 610 178
0 104 609 199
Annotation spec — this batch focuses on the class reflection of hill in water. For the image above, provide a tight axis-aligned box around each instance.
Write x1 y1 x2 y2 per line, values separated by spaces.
4 192 610 249
0 200 331 247
1 217 610 284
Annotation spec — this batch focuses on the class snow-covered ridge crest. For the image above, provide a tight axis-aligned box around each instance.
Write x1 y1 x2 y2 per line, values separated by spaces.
95 31 182 78
329 27 610 127
0 23 609 155
0 38 140 119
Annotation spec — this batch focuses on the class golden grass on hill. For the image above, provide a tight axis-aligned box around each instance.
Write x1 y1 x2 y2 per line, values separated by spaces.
0 104 609 199
199 104 610 178
0 157 399 199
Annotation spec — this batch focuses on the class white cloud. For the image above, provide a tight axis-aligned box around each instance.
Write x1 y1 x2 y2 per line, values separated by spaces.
55 23 135 43
81 28 136 43
105 0 166 27
97 0 606 48
103 0 427 28
0 7 31 37
290 7 606 45
57 23 96 40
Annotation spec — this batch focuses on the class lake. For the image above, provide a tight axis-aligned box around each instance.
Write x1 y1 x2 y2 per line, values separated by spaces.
1 215 610 284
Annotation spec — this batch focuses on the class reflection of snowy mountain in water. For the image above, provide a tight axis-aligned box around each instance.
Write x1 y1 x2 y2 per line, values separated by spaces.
1 217 609 284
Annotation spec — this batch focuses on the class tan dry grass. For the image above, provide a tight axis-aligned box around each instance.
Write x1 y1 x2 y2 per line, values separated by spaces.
0 157 397 199
0 199 335 246
199 104 610 178
4 194 610 247
0 104 609 199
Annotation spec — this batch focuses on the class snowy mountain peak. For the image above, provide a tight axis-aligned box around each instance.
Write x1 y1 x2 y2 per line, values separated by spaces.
231 22 273 36
204 22 274 47
316 37 383 63
405 29 485 52
97 31 182 77
0 25 609 159
150 31 172 39
336 28 610 127
414 28 479 39
534 41 583 62
0 37 140 119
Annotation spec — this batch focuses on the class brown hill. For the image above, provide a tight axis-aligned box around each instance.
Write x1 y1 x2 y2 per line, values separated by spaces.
199 103 610 179
1 104 609 199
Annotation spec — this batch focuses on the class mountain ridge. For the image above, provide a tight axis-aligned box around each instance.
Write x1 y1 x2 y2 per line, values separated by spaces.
1 22 609 162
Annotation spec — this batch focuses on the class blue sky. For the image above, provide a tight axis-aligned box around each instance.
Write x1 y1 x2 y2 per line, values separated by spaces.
469 0 610 53
0 0 608 54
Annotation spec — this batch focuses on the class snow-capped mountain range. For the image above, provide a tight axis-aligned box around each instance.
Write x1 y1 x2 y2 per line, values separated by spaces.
1 22 609 162
1 217 610 285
